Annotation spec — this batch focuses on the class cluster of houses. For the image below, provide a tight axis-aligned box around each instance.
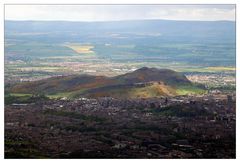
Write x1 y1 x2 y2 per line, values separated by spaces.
5 93 235 158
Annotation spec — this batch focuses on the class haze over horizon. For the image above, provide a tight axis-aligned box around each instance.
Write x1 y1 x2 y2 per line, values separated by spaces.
5 4 235 22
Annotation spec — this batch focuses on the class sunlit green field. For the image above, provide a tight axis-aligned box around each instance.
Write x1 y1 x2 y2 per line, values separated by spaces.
175 85 207 95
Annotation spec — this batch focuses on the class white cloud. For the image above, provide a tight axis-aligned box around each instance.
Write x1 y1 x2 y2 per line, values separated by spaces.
148 7 235 21
5 5 235 21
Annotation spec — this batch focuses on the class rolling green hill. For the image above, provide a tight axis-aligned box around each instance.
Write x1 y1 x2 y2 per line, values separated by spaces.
8 67 206 99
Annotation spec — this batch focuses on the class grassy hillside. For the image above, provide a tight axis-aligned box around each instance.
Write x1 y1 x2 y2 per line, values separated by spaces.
9 75 113 94
7 67 205 99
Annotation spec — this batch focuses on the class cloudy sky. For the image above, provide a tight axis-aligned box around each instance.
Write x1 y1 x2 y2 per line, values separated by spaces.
5 5 235 21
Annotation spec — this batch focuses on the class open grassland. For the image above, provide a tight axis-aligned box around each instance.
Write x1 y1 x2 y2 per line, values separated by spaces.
64 44 94 54
176 66 236 73
206 67 236 71
175 85 207 96
129 83 176 98
47 89 89 99
9 93 32 97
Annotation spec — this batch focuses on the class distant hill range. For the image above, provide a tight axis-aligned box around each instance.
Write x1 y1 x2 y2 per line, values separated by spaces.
8 67 205 98
5 19 235 44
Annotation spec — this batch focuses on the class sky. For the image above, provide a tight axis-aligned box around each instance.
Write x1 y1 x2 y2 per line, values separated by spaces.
5 5 236 21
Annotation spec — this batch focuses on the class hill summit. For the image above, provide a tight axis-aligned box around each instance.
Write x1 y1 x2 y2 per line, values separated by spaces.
8 67 204 98
115 67 190 85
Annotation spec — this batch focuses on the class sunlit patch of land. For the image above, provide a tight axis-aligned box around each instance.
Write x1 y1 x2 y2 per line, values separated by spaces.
175 85 207 95
206 67 236 71
176 66 236 73
64 43 94 54
9 93 32 97
129 82 176 98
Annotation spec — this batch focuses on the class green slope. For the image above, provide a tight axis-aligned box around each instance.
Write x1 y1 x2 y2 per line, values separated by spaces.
7 67 206 99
